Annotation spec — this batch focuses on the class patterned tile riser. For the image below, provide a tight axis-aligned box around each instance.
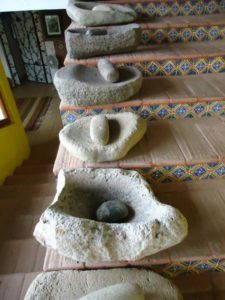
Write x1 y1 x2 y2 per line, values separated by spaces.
61 100 225 126
124 0 225 18
114 56 225 77
135 163 225 184
150 258 225 278
141 25 225 45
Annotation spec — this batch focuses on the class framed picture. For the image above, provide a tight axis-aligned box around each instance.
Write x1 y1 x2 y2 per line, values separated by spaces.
42 12 63 38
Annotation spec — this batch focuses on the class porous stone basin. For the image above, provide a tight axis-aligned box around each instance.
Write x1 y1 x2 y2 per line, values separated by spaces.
34 168 188 263
59 112 147 162
65 23 141 59
67 0 137 26
54 64 142 107
24 269 183 300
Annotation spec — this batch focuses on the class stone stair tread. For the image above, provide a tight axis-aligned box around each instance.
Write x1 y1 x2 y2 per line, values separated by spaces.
15 164 53 175
43 178 225 272
0 238 45 274
64 39 225 65
53 116 225 173
0 196 52 216
5 173 55 185
0 183 56 200
60 73 225 110
0 214 40 241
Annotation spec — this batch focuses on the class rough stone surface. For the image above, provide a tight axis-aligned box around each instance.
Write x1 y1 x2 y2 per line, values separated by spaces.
54 65 142 107
98 59 119 83
59 112 147 162
96 200 129 223
66 1 137 26
90 115 109 146
65 23 141 59
24 268 183 300
79 283 144 300
34 168 188 263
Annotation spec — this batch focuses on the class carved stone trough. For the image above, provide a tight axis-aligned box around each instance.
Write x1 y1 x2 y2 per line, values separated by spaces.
67 0 137 26
34 168 188 263
54 64 142 107
65 23 141 59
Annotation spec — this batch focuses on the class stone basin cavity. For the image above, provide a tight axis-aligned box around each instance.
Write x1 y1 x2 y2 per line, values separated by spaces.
66 0 137 26
34 168 188 263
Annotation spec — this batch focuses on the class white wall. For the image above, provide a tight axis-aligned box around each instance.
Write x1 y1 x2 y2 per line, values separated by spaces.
0 0 68 12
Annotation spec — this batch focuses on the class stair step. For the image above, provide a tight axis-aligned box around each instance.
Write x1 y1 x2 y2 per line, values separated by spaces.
65 39 225 77
104 0 225 18
5 174 55 185
0 238 45 274
0 214 40 241
0 272 225 300
54 116 225 184
0 183 56 200
60 73 225 125
0 272 39 300
43 178 225 276
0 196 52 216
15 164 53 175
70 13 225 44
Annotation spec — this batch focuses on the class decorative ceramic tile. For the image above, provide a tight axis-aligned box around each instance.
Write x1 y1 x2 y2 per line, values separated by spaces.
115 56 225 77
141 25 225 44
136 163 225 184
0 16 20 86
60 100 225 126
151 258 225 278
126 0 225 18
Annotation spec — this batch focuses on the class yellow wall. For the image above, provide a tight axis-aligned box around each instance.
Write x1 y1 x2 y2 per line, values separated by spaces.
0 60 30 185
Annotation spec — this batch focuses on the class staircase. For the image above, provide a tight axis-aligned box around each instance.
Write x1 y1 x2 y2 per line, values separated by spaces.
1 0 225 299
54 0 225 295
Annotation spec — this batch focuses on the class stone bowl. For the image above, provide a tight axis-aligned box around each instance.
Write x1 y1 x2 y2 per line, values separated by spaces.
34 168 188 263
67 0 137 26
54 64 142 107
24 269 183 300
65 23 141 59
59 112 147 162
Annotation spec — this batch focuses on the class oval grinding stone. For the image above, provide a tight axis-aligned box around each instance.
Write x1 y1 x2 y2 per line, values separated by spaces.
90 115 109 145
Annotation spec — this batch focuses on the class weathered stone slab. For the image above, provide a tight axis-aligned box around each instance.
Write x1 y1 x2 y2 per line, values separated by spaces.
34 168 188 263
65 23 141 59
24 268 183 300
67 1 137 26
54 65 142 107
59 113 147 162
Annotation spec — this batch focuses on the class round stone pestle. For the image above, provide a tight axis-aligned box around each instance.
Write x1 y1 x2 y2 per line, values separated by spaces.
98 59 119 83
96 200 129 223
90 115 109 145
92 4 114 12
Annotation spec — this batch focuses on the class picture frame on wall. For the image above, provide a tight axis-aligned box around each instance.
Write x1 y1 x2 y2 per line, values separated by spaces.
41 12 63 38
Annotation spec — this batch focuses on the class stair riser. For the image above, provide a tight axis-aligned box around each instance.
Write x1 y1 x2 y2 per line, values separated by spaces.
66 56 225 77
116 56 225 77
141 25 225 44
124 0 225 17
54 163 225 184
60 100 225 126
